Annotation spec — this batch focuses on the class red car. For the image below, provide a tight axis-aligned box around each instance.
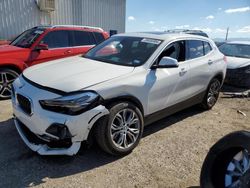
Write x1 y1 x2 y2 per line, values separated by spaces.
0 25 109 99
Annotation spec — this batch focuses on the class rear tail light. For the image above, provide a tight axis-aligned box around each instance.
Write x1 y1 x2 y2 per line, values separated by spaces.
223 56 227 63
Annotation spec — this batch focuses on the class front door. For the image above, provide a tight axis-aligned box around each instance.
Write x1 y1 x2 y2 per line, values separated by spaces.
146 40 190 115
27 30 73 66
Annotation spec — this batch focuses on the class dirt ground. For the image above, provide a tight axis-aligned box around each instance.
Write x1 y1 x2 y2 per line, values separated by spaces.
0 86 249 188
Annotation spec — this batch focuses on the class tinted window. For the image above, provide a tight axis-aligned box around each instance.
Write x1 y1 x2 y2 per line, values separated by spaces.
93 32 105 44
219 43 250 58
187 40 204 60
204 42 212 55
41 30 69 48
158 40 186 62
73 31 96 46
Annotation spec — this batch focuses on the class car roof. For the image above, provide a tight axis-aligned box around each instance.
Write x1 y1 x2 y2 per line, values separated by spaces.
227 41 250 45
115 32 210 41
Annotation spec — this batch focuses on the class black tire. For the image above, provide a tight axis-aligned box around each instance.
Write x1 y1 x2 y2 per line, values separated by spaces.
0 68 19 100
200 131 250 188
201 78 221 110
95 102 144 156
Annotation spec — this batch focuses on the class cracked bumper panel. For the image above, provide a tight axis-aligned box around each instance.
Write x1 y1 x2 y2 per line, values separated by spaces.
12 76 109 155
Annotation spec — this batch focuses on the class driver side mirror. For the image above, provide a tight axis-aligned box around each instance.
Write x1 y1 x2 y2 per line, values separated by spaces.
35 43 48 51
152 56 179 69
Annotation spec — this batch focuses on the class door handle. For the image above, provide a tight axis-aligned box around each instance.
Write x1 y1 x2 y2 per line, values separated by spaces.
208 60 213 65
64 50 72 54
179 68 187 76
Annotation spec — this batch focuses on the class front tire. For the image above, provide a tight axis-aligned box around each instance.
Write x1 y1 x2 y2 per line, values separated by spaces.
0 68 19 100
96 102 144 156
201 78 221 110
200 131 250 188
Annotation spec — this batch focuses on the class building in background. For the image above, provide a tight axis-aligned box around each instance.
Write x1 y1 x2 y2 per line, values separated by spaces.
0 0 126 40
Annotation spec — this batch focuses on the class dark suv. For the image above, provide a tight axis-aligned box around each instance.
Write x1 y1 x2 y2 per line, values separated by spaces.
0 25 109 99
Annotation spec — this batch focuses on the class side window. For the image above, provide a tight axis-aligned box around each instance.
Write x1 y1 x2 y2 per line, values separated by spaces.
158 40 186 62
187 40 204 60
73 31 96 46
40 30 70 49
203 41 212 55
93 32 105 44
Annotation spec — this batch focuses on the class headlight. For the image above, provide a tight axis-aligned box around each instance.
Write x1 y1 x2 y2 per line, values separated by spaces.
39 91 101 115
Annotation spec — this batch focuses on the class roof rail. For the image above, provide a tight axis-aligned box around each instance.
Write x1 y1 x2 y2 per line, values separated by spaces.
52 25 104 31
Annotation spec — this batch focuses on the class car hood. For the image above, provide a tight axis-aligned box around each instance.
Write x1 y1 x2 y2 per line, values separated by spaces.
0 44 27 53
23 56 135 92
226 56 250 69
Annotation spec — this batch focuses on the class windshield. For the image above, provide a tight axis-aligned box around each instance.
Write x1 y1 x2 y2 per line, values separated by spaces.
84 36 162 66
10 28 45 48
219 43 250 59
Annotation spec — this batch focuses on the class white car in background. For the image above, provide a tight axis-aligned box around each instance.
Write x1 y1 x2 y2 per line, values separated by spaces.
11 32 226 156
218 41 250 88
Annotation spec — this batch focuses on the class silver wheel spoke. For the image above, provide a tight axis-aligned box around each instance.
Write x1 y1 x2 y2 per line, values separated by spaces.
225 150 250 187
127 131 136 143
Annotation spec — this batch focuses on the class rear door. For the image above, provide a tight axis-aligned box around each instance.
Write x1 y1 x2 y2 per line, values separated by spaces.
70 30 97 56
28 30 73 66
186 40 211 96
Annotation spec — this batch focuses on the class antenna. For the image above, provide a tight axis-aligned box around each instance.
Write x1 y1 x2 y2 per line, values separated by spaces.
225 27 229 41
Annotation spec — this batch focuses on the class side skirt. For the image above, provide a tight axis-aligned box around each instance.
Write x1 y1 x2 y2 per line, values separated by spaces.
144 91 206 126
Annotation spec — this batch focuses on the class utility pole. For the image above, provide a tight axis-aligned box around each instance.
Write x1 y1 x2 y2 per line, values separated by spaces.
225 27 229 41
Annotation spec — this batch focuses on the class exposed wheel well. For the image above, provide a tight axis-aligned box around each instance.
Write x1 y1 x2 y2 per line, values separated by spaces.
102 96 144 116
213 73 224 86
87 96 144 145
0 65 22 74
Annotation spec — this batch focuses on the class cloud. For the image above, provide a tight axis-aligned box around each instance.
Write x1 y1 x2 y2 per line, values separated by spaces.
193 27 212 33
149 21 155 25
206 15 215 20
225 6 250 13
128 16 135 21
218 8 222 11
237 25 250 33
214 28 227 33
175 25 190 29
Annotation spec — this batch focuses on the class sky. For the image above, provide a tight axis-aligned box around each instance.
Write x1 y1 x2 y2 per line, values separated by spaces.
126 0 250 39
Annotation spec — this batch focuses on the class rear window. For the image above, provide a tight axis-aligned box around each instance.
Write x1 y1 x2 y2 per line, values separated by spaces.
93 32 105 44
219 43 250 58
73 31 96 46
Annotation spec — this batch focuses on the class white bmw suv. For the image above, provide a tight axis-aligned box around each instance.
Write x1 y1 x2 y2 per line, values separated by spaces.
11 32 226 156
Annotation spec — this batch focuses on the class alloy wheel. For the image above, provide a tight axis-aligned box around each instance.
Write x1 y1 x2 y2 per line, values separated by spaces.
0 71 18 99
110 109 140 149
207 79 220 107
225 149 250 188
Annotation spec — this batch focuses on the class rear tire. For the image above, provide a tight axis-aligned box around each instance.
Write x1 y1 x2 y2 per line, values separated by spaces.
200 131 250 188
0 68 19 100
201 78 221 110
95 102 144 156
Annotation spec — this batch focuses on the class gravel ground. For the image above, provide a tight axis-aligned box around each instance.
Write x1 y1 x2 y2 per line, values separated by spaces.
0 86 249 188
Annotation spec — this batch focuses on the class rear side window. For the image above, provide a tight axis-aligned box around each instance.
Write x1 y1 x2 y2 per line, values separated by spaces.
73 31 96 46
187 40 204 60
204 42 212 55
93 32 105 44
41 30 70 48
